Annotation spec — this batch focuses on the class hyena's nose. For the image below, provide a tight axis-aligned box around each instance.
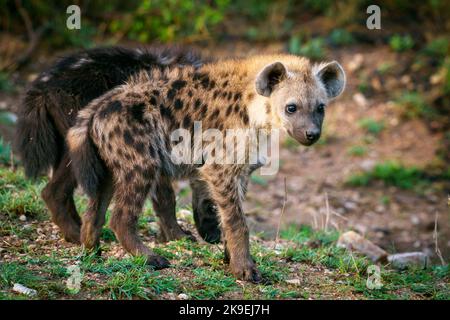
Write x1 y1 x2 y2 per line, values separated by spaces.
305 130 320 142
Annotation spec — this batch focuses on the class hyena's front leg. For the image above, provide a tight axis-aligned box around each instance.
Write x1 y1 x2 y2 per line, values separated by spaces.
200 166 262 283
109 169 170 270
152 175 195 242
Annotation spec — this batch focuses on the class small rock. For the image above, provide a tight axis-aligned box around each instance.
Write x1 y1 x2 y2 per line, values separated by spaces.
353 93 368 108
166 292 177 300
13 283 37 297
343 201 357 211
178 293 189 300
285 279 301 286
388 252 428 270
360 159 376 172
347 54 364 72
337 231 388 262
19 215 27 222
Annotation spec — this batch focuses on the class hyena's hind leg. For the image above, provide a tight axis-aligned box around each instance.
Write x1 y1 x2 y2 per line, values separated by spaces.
109 168 169 269
41 154 81 244
80 173 114 251
152 175 196 243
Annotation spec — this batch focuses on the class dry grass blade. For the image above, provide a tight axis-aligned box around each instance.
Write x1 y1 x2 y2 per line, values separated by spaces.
274 177 287 248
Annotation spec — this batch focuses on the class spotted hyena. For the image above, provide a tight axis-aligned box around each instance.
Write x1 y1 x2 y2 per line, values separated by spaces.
67 54 346 282
14 46 224 245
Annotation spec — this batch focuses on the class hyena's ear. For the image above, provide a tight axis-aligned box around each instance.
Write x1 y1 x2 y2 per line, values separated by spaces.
315 61 346 99
255 62 287 97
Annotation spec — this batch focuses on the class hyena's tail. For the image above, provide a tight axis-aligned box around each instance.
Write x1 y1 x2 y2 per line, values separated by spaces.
14 90 61 179
67 108 105 198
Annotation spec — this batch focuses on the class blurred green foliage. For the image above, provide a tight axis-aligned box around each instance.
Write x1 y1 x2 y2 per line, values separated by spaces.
110 0 230 42
389 34 415 52
289 36 325 60
395 91 435 120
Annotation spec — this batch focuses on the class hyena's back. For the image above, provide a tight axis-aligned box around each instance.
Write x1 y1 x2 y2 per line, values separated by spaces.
15 46 203 178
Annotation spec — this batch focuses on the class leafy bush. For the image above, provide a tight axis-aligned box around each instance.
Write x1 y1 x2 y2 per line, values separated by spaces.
329 29 355 46
110 0 230 42
389 34 415 52
289 36 326 60
423 37 449 59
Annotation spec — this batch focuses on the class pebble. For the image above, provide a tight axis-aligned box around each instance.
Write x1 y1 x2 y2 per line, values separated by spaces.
353 93 368 108
285 279 301 286
178 293 189 300
337 231 388 262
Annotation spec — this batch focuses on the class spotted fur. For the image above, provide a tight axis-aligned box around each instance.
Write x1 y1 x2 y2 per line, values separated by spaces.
68 54 346 280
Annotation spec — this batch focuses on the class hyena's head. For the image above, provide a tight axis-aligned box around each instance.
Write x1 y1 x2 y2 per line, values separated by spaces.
255 59 345 146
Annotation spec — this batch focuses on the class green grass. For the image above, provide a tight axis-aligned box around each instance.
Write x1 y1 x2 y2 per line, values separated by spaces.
283 136 300 151
346 161 426 190
347 145 367 157
395 91 435 120
0 72 14 93
423 37 449 59
358 118 385 136
0 137 13 165
289 36 326 60
0 167 447 300
389 34 415 52
0 168 47 217
329 29 354 46
377 61 395 75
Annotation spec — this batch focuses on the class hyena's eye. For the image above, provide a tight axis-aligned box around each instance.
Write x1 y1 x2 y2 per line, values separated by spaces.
285 104 297 114
317 103 325 114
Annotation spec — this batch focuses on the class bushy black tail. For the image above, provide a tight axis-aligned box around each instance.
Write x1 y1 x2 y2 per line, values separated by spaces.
14 91 61 178
67 108 105 197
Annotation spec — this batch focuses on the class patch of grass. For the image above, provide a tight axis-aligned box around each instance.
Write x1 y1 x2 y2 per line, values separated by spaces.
188 268 238 299
347 145 367 157
329 29 354 46
358 118 385 136
282 225 368 275
0 168 47 217
357 73 370 94
0 137 13 165
377 61 395 75
283 136 300 151
395 91 435 119
423 37 449 59
348 265 449 300
346 161 426 190
0 261 68 299
289 36 326 60
0 72 14 92
389 34 414 52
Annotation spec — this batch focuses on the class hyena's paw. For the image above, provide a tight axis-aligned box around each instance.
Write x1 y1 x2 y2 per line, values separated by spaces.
230 258 262 283
146 254 170 270
63 229 81 245
158 227 197 243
